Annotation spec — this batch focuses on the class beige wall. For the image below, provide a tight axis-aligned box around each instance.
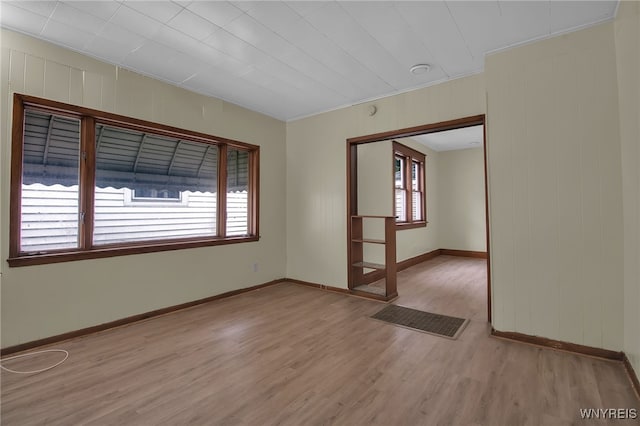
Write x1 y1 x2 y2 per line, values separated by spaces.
486 22 624 350
356 139 486 263
438 148 486 252
286 74 486 286
0 30 287 348
355 138 440 264
615 1 640 374
356 141 391 266
357 141 392 217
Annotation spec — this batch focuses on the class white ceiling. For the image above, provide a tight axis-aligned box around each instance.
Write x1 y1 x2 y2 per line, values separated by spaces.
0 1 619 121
410 124 484 152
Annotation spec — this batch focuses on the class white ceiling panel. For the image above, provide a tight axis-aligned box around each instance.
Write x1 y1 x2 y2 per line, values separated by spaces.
85 35 137 64
172 1 192 8
41 19 94 51
240 67 292 93
123 40 175 73
62 1 121 21
197 47 253 76
497 1 550 46
296 35 391 94
412 125 484 152
167 8 218 41
109 5 164 39
238 68 343 116
447 1 511 56
278 50 360 100
305 3 406 88
185 70 297 119
395 1 474 77
343 3 424 64
255 56 341 99
203 28 272 69
4 1 56 18
550 1 617 33
154 50 210 83
49 2 107 35
122 0 182 24
285 1 326 18
245 2 300 36
186 1 244 28
220 15 297 60
0 3 49 35
229 1 259 13
96 22 144 48
0 0 620 121
153 25 206 56
342 2 446 83
266 17 319 49
181 66 239 94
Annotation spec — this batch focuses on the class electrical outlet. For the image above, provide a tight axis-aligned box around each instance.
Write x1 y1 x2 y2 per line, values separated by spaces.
252 263 259 272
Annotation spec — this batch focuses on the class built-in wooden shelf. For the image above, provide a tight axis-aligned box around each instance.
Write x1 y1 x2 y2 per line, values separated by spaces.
353 284 386 296
352 238 386 244
353 261 385 270
349 215 397 300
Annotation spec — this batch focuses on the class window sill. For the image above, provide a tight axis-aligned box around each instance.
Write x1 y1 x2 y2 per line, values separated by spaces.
396 221 428 230
7 235 259 267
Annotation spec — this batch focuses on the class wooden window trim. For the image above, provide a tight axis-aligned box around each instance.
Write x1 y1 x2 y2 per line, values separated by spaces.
346 114 490 322
392 141 426 229
8 94 260 267
394 153 406 220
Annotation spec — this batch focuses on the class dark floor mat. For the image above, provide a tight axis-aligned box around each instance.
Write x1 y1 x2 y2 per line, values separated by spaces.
371 304 469 339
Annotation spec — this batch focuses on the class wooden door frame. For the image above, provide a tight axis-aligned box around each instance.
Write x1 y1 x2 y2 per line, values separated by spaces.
346 115 492 322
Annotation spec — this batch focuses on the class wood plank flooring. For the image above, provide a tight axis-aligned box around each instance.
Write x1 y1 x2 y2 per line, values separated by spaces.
2 255 638 425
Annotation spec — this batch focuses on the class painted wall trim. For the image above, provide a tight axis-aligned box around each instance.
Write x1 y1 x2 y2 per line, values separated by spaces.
1 276 393 355
492 329 640 400
623 354 640 399
491 329 623 361
440 249 488 259
0 279 286 356
398 249 442 269
285 278 392 302
284 278 351 296
363 248 486 286
361 249 442 284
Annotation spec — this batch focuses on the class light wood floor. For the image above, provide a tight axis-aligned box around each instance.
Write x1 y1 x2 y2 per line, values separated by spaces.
2 256 638 425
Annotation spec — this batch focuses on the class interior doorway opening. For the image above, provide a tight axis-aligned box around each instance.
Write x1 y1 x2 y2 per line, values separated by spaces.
346 115 491 322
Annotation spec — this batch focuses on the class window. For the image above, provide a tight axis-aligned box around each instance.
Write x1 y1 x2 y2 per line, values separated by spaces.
393 142 426 228
9 94 259 266
131 189 182 201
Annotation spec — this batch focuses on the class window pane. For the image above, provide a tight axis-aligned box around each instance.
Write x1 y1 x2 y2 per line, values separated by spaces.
132 188 181 200
412 191 423 221
395 189 406 222
93 124 218 245
412 161 420 191
395 156 404 188
21 111 80 252
226 148 250 236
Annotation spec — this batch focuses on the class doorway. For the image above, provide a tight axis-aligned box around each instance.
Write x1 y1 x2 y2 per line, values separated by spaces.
346 115 491 322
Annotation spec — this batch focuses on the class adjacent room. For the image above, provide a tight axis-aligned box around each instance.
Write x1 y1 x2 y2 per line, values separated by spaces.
1 1 639 424
349 123 487 305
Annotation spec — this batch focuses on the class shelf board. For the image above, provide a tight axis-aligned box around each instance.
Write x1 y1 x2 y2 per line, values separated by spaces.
352 238 386 244
352 261 385 270
353 284 386 296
